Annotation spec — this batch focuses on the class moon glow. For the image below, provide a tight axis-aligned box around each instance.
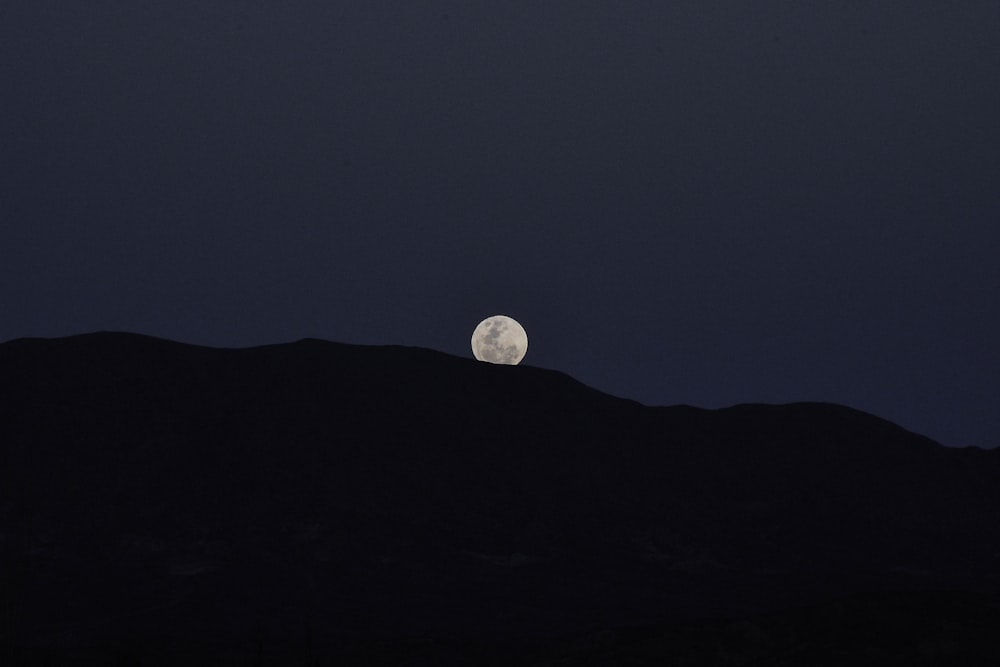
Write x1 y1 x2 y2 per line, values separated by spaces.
471 315 528 365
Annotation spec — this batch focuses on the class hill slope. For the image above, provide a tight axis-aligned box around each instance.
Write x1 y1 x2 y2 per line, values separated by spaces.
2 332 998 664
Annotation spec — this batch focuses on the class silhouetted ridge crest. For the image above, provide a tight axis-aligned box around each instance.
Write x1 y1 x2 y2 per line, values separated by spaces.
2 332 998 664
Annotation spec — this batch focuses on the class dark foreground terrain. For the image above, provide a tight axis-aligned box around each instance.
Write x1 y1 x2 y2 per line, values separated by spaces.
2 333 999 664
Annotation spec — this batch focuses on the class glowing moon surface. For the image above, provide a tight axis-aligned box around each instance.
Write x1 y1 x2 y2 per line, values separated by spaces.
471 315 528 365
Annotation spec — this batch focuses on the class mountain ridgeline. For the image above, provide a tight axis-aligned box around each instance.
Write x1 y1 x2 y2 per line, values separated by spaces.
2 332 999 665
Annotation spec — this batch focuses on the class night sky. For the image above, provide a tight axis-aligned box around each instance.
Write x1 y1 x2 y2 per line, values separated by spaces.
2 2 998 449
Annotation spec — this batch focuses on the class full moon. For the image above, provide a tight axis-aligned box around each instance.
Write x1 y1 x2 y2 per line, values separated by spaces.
471 315 528 365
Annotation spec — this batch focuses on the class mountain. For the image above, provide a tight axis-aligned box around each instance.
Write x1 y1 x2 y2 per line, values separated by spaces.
2 332 999 665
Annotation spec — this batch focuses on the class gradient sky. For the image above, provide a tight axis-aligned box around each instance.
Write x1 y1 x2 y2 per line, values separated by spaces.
2 2 998 448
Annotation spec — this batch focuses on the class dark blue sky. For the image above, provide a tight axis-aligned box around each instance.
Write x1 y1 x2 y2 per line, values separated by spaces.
2 2 998 448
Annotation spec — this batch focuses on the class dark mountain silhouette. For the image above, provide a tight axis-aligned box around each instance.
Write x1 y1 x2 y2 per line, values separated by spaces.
2 332 999 665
